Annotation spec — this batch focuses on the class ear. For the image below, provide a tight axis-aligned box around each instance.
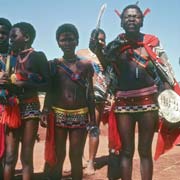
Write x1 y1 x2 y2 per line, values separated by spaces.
140 19 143 27
76 39 79 46
121 20 124 28
24 34 30 43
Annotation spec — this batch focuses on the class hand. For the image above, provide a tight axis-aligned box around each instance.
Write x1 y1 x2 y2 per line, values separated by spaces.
40 111 48 128
87 123 100 137
89 38 104 54
0 72 9 84
13 80 26 87
40 108 50 128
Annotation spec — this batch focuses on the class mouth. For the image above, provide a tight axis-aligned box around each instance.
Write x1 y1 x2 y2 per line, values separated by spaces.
127 23 136 28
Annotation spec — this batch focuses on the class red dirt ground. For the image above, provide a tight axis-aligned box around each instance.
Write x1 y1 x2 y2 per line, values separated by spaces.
14 96 180 180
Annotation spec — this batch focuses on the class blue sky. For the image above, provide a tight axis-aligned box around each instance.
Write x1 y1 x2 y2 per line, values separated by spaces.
1 0 180 81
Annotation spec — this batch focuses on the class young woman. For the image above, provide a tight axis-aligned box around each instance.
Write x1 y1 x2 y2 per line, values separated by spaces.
3 22 50 180
42 23 97 180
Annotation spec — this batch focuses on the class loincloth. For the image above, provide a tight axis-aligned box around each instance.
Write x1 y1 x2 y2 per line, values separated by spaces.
114 85 159 113
20 96 40 120
52 106 89 128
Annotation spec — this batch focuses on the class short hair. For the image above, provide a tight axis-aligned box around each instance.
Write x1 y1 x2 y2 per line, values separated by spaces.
121 5 143 19
12 22 36 45
56 23 79 42
0 18 12 31
90 28 106 39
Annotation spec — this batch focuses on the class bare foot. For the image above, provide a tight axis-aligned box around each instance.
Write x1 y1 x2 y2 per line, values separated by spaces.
82 157 88 168
84 160 95 175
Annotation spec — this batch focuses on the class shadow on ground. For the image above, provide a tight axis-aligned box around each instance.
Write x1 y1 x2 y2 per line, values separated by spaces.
13 155 109 180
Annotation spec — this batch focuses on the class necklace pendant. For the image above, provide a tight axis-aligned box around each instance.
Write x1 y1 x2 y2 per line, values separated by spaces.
136 67 139 79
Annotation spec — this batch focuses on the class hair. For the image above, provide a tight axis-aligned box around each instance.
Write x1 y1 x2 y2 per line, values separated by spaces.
56 23 79 42
90 28 106 39
12 22 36 45
0 18 12 31
121 4 143 19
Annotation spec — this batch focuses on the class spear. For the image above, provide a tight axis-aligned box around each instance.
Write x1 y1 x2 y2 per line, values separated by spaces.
91 3 107 40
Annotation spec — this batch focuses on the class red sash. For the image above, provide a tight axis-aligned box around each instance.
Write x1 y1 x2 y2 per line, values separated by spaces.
0 103 21 128
44 111 57 167
0 124 4 159
108 103 121 152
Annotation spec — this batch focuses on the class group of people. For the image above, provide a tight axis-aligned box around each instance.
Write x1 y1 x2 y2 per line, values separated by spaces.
0 3 180 180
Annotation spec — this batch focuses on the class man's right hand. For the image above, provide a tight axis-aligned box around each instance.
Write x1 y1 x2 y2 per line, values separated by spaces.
40 110 49 128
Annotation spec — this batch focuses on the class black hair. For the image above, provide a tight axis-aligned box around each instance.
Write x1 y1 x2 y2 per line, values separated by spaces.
121 4 143 19
56 23 79 42
0 18 12 31
90 28 106 39
12 22 36 45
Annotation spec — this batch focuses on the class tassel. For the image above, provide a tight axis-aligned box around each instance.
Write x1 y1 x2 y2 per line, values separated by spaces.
143 8 151 16
114 9 121 18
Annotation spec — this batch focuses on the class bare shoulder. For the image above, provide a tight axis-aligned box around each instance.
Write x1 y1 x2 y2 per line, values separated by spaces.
78 58 93 68
31 51 48 62
78 59 94 76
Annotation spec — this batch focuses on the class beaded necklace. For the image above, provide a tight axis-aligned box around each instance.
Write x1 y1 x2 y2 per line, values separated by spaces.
17 48 34 64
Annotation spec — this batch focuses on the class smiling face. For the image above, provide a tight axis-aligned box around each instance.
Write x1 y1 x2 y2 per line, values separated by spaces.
57 32 78 56
9 27 28 52
121 8 143 34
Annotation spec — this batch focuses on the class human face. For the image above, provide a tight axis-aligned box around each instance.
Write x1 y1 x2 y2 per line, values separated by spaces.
57 32 78 56
121 8 143 34
0 25 9 47
98 33 106 45
9 27 27 52
89 32 106 52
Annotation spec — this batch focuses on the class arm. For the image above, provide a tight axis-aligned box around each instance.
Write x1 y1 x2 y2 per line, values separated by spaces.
40 87 53 128
86 63 96 125
89 36 108 70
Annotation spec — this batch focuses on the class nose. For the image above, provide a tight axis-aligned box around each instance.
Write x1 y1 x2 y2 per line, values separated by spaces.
128 16 135 21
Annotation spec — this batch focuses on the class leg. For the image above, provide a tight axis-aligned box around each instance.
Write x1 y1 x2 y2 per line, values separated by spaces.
49 127 68 180
138 111 158 180
0 160 3 180
116 113 136 180
69 128 87 180
4 128 20 180
87 103 104 175
21 119 39 180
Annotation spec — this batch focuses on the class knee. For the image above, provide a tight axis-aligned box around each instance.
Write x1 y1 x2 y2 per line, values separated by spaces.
4 152 17 166
21 154 32 167
57 147 66 159
69 149 82 160
121 149 134 159
138 146 151 158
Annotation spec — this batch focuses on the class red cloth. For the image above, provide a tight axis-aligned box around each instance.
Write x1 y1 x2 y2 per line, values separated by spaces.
115 93 157 106
0 104 21 128
0 124 4 159
108 103 121 151
45 111 57 167
154 82 180 160
154 120 180 160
